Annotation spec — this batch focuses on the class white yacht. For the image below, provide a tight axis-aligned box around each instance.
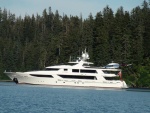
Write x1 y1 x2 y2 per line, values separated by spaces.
4 49 128 89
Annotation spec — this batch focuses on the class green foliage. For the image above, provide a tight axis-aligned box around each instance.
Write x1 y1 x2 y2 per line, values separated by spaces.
0 1 150 87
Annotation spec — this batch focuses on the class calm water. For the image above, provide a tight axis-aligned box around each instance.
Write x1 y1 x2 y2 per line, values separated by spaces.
0 82 150 113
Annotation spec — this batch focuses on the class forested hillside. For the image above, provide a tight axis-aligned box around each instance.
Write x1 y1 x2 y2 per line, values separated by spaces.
0 1 150 87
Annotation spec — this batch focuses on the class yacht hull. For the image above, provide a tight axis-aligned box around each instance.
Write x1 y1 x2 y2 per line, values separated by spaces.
4 72 128 89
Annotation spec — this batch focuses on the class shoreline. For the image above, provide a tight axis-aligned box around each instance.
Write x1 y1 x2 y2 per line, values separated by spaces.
0 80 12 82
126 87 150 92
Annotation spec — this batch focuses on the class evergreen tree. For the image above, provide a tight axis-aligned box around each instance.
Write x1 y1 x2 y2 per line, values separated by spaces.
130 6 144 64
142 0 150 57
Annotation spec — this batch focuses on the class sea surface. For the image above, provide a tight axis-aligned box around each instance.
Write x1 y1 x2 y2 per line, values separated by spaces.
0 82 150 113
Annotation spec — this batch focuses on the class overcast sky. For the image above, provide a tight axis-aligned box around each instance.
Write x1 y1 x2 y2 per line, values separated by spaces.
0 0 146 19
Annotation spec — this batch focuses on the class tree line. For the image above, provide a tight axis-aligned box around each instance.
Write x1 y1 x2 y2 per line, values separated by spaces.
0 1 150 87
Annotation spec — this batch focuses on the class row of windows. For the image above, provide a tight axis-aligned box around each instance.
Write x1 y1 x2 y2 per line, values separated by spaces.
58 75 97 80
104 77 119 80
30 74 53 78
45 68 97 73
30 74 97 80
72 69 97 73
103 71 119 74
45 68 59 71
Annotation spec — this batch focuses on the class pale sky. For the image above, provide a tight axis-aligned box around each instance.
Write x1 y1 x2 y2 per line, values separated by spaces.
0 0 146 19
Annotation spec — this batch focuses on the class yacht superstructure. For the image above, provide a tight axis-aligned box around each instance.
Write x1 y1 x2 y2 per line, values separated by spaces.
4 49 128 89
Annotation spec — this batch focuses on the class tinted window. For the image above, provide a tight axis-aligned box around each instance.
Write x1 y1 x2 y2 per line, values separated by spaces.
104 77 119 80
80 70 97 73
72 69 79 72
58 75 96 80
45 68 59 71
64 69 68 71
30 74 53 78
103 70 119 74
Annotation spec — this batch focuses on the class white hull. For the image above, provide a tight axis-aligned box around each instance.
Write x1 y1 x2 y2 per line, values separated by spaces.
4 49 128 89
5 72 128 89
